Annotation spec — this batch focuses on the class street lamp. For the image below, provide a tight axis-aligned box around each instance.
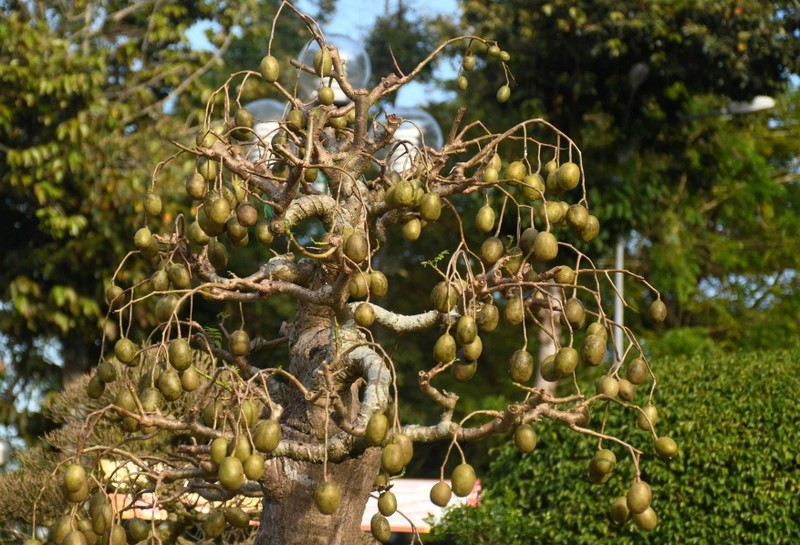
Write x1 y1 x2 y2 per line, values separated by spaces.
386 107 443 172
243 98 286 164
297 34 371 105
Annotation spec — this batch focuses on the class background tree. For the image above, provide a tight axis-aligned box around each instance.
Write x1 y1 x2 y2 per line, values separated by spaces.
0 0 332 445
446 0 800 349
1 3 673 544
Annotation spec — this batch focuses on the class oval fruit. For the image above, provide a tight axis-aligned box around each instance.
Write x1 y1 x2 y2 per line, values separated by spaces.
626 358 648 384
243 453 265 481
455 315 477 346
344 231 368 263
475 205 495 233
654 436 678 459
229 329 250 357
557 161 581 191
504 296 524 326
63 463 86 493
496 85 511 103
381 443 405 475
609 496 630 524
218 456 244 491
514 424 537 453
563 298 585 328
451 463 476 497
637 404 658 431
354 302 375 327
480 236 505 265
477 303 499 332
506 160 526 182
633 506 658 531
377 491 397 516
617 378 636 401
114 338 137 365
260 54 280 82
451 361 477 382
369 271 389 297
430 481 451 507
596 376 619 398
371 513 391 543
433 333 457 364
253 419 281 453
554 347 579 375
168 338 192 371
366 413 388 446
419 193 442 221
581 334 606 366
627 481 652 514
508 349 534 382
533 231 559 261
650 299 667 323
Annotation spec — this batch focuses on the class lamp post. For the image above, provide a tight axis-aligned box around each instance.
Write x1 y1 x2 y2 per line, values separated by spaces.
297 34 372 105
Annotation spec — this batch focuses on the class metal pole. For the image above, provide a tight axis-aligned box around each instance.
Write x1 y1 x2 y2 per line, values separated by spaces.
614 240 625 355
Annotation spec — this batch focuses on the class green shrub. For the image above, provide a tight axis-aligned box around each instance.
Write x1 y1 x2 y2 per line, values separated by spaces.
430 348 800 544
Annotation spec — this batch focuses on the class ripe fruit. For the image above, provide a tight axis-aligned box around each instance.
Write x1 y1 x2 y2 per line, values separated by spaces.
637 404 658 431
377 491 397 516
430 481 452 507
496 85 511 103
533 231 558 261
476 205 495 233
105 284 125 310
369 271 389 297
508 349 534 382
609 496 630 524
381 443 405 474
229 329 250 357
218 456 244 491
371 513 391 543
354 302 375 327
366 413 388 446
451 463 476 497
314 481 341 514
260 54 280 82
627 481 652 514
255 220 274 246
236 202 258 227
514 424 537 453
253 419 281 453
168 338 192 371
650 299 667 323
202 510 226 538
232 108 254 140
87 375 105 399
655 436 678 459
557 161 581 191
349 273 369 299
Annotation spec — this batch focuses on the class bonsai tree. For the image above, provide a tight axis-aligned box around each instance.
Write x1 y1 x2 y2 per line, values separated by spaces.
4 3 674 544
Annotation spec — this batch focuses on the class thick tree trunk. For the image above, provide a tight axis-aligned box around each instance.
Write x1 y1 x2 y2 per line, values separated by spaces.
255 450 381 545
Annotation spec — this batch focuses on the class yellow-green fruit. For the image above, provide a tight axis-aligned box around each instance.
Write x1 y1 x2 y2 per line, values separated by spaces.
393 433 414 466
455 315 477 346
105 527 126 545
462 54 476 71
508 349 534 382
482 166 498 183
610 496 630 524
260 54 280 82
114 338 137 364
65 531 88 545
504 296 525 326
349 273 369 299
91 503 112 535
114 388 136 412
209 438 229 465
198 207 225 237
188 221 210 247
143 191 162 217
451 463 477 497
539 355 561 382
202 510 226 538
519 227 538 256
581 334 606 366
462 335 483 362
563 298 585 328
627 481 653 514
618 378 636 401
554 265 575 284
369 271 389 297
496 85 511 103
224 506 251 528
403 218 421 241
650 299 667 323
521 173 544 200
318 86 335 105
232 108 254 140
186 172 208 200
490 153 502 170
655 436 678 459
287 109 306 131
181 366 200 392
557 161 581 191
255 219 274 246
371 513 392 543
354 302 375 327
554 347 579 375
476 205 495 233
542 200 567 225
168 338 192 371
140 387 162 412
154 294 179 323
236 202 258 227
566 203 589 229
480 236 504 265
344 231 368 263
506 160 526 182
533 231 559 261
514 424 537 453
637 404 658 431
590 449 617 477
207 239 228 271
158 369 182 401
451 361 477 382
314 481 341 514
87 374 105 399
431 282 458 313
419 193 442 221
218 456 244 491
253 419 281 453
105 284 125 310
633 506 658 531
133 227 153 250
231 435 252 462
457 75 469 90
433 333 456 363
477 303 499 332
627 358 649 384
578 214 600 243
313 48 333 76
366 413 388 446
377 491 397 516
430 481 452 507
244 453 265 480
586 321 608 339
63 463 87 493
65 479 89 503
597 376 619 398
229 329 250 357
381 443 405 475
207 197 231 225
167 263 191 289
127 518 150 542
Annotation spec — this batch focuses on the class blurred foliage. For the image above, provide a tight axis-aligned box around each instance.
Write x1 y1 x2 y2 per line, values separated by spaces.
431 347 800 544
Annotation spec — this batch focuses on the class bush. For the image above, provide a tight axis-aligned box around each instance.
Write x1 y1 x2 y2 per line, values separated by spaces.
430 348 800 544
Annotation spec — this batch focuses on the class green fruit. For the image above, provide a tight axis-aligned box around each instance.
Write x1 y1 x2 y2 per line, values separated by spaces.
462 53 476 71
154 294 179 323
244 453 265 480
477 303 499 331
627 481 652 514
581 334 606 366
451 463 477 497
488 44 501 57
419 193 442 221
462 335 483 362
253 419 281 453
188 221 210 246
224 506 250 528
127 518 150 542
392 433 414 466
554 265 575 284
655 436 678 459
499 50 511 61
451 361 477 382
480 236 504 265
65 479 89 503
633 507 658 531
596 376 619 397
166 263 190 289
143 191 162 216
482 166 499 183
198 207 225 237
433 333 457 364
186 172 208 200
344 231 368 263
377 490 397 516
64 463 87 493
371 513 391 543
87 374 105 399
610 496 630 524
542 200 567 225
313 48 332 76
566 203 589 229
381 443 405 475
457 75 469 90
286 109 306 131
91 504 112 534
366 413 388 446
626 358 649 384
96 361 116 383
318 86 335 105
236 202 258 227
197 157 218 181
231 435 252 461
314 481 341 514
521 174 545 200
207 239 228 271
504 296 524 326
431 282 458 313
476 205 495 233
506 247 524 275
229 329 250 357
533 231 559 261
304 168 319 183
430 481 452 507
354 302 375 327
402 218 421 241
105 284 125 310
586 321 608 339
578 214 600 243
506 160 526 182
260 54 280 82
394 179 415 206
455 315 477 346
210 438 229 465
158 369 182 401
508 349 534 382
232 108 254 140
114 388 136 413
255 219 274 246
637 404 658 431
618 378 636 401
207 197 231 225
563 298 585 328
106 526 126 545
168 338 192 371
349 273 369 299
514 424 537 453
496 85 511 103
218 456 244 491
650 299 667 323
369 271 389 297
202 510 226 538
133 227 153 250
557 161 581 191
180 366 200 391
539 355 561 382
554 347 579 374
140 387 163 412
590 448 617 476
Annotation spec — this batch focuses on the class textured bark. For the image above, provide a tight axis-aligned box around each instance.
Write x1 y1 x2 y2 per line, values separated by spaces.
255 450 381 545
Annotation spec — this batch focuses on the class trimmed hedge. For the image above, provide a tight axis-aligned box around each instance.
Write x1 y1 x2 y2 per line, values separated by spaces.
430 348 800 544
